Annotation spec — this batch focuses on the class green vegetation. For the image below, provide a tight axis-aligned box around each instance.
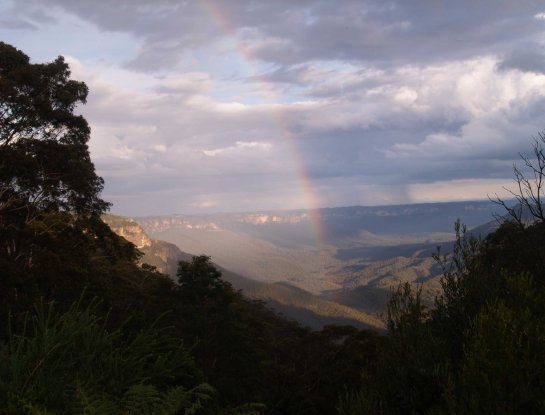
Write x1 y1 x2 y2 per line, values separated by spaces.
2 40 545 414
0 299 211 414
339 210 545 410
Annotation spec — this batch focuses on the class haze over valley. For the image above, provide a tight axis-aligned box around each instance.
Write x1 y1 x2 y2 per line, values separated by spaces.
102 200 500 328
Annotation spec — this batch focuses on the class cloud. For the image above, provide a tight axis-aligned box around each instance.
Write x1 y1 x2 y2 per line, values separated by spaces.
498 47 545 74
225 1 545 67
191 201 216 209
203 141 272 157
0 18 37 30
64 49 545 215
155 73 214 94
5 1 545 215
0 0 57 30
11 0 544 71
381 57 545 160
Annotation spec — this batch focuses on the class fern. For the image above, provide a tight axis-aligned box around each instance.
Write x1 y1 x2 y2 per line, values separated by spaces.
0 298 210 414
336 390 383 415
220 402 267 415
120 383 214 415
158 385 192 415
65 381 119 415
121 384 163 414
184 383 215 415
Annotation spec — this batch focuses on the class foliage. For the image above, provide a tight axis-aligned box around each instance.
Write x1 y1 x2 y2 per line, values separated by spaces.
337 390 383 415
0 42 134 315
446 295 545 414
341 217 545 414
172 255 382 414
0 41 107 216
177 255 237 304
0 299 211 414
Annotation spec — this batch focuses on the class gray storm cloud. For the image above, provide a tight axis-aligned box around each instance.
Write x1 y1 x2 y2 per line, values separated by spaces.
2 0 545 214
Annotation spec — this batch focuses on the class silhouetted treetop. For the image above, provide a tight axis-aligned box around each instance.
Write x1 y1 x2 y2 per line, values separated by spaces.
0 41 108 215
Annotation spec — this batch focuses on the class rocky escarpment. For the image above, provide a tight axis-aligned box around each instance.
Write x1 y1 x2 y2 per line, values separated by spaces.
102 214 190 275
136 212 310 234
103 214 152 249
135 216 220 234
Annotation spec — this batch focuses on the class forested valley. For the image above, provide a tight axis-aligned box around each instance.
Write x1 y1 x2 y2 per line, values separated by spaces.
1 42 545 414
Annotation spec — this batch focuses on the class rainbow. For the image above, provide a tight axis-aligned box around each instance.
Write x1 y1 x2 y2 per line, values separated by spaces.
198 0 327 247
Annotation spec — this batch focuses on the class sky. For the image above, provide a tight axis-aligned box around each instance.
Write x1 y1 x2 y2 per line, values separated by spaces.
1 0 545 216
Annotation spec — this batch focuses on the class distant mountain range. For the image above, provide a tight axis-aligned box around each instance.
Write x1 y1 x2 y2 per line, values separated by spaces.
103 214 384 330
105 200 503 329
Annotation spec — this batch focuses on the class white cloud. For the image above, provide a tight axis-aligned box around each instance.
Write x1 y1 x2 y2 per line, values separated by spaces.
150 144 167 153
382 57 545 159
157 73 214 94
191 201 215 209
70 50 545 215
394 87 418 106
203 141 272 157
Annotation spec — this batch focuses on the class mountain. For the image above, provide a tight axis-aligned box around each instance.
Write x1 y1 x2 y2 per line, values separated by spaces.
138 201 498 246
102 214 383 329
103 214 193 275
135 201 500 316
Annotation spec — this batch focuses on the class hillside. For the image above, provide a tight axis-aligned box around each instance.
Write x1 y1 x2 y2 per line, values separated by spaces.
102 214 383 329
103 214 193 275
135 201 498 316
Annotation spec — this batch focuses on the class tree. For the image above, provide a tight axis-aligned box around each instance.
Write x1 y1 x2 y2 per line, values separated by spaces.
0 42 108 216
177 255 235 302
491 131 545 226
0 43 142 313
0 42 112 271
175 255 242 387
489 132 545 286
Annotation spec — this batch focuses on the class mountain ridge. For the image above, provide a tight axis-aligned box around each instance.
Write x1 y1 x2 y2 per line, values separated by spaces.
102 214 383 329
133 200 500 320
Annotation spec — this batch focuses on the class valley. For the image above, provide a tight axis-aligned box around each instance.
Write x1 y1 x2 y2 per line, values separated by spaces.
108 201 499 328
